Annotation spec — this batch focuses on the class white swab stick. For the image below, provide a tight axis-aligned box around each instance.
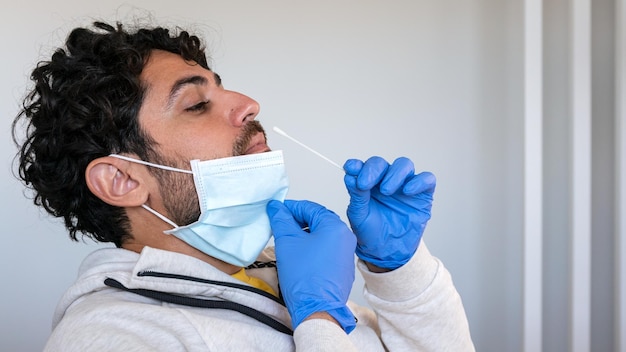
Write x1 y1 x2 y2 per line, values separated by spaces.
273 126 343 170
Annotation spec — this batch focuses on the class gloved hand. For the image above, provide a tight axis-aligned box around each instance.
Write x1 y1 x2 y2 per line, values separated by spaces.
267 199 357 333
343 156 436 270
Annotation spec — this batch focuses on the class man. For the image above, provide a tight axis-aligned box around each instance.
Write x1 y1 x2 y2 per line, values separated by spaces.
13 21 474 351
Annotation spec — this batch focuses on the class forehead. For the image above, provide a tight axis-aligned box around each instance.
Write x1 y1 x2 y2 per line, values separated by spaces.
140 50 218 91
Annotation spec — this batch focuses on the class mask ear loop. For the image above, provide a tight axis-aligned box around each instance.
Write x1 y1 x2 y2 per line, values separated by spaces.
141 204 179 229
108 154 189 230
109 154 193 174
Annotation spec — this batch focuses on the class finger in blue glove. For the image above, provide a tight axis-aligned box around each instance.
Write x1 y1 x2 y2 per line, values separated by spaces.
267 199 357 333
343 156 436 270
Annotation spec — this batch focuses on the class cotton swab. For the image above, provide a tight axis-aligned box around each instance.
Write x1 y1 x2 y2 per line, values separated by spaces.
272 126 343 171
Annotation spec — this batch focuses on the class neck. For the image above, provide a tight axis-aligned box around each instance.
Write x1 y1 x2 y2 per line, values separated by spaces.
122 241 241 275
122 207 241 275
123 206 241 275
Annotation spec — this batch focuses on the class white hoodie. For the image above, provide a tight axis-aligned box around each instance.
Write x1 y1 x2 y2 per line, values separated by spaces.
44 242 474 351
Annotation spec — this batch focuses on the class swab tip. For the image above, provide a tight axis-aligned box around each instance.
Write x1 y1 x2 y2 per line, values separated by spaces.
272 126 286 135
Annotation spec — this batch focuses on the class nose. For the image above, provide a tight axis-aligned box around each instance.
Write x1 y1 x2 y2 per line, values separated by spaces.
227 91 260 127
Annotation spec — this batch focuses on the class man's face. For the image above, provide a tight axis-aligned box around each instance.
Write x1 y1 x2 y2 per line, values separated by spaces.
137 50 268 225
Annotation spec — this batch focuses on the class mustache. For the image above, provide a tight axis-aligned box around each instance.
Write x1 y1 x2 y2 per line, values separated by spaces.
232 121 266 156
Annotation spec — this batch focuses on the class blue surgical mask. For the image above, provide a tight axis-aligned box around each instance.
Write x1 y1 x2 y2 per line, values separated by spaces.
110 150 289 267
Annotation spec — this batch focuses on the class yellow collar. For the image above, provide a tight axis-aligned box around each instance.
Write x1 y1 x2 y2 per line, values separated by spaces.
231 268 278 297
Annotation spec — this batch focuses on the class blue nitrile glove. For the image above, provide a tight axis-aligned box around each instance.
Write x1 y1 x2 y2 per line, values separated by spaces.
267 199 357 333
343 156 436 270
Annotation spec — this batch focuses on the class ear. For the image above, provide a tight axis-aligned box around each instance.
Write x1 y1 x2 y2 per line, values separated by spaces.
85 156 149 207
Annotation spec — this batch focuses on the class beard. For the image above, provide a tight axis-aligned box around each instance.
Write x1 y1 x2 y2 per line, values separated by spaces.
148 120 267 226
232 120 266 156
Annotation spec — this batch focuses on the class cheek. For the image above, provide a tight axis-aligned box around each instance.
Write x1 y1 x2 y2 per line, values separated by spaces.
141 108 240 160
177 127 239 160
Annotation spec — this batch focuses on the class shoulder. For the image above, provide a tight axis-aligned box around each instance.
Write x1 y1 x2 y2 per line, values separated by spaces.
46 293 205 351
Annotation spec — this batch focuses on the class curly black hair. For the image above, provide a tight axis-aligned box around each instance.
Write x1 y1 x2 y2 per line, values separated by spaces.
12 21 210 247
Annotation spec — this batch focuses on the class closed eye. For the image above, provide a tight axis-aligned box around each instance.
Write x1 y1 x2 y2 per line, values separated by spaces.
185 101 209 113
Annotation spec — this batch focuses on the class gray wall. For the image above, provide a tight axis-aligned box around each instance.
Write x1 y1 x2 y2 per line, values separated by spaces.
0 1 617 351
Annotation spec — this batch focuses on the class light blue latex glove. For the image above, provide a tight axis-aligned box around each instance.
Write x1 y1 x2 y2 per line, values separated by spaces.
267 199 357 333
343 156 436 270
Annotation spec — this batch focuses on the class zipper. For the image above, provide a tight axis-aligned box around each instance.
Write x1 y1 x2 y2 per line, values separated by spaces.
137 270 284 304
104 277 293 335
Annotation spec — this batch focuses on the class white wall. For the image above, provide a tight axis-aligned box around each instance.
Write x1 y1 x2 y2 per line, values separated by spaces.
0 1 618 351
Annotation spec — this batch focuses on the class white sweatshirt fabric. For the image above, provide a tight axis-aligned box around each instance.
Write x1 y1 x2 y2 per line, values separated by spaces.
44 242 474 351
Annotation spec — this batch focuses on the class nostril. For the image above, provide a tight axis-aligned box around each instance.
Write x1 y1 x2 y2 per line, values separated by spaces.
242 112 255 123
229 94 259 126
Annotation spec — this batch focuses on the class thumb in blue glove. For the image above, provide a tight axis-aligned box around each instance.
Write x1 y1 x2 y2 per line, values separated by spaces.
267 199 357 333
343 156 436 270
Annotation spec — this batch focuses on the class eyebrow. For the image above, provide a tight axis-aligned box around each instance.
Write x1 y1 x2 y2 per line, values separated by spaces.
165 72 222 110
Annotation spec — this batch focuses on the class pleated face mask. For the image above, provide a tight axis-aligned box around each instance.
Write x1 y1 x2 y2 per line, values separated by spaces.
110 150 289 266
